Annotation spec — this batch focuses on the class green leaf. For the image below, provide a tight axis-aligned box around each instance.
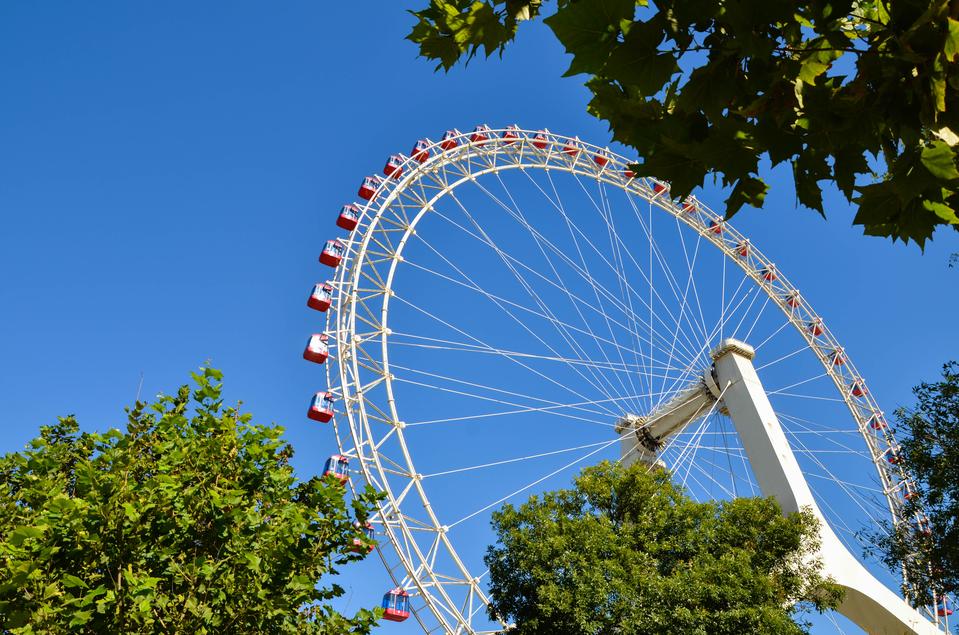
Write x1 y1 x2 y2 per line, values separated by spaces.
921 141 959 181
725 176 769 217
677 55 741 118
831 146 869 198
922 199 959 224
82 586 108 605
9 525 45 546
931 61 947 114
407 1 514 71
945 17 959 62
543 0 635 76
69 610 93 627
632 149 704 196
854 181 901 227
854 181 942 246
61 574 89 589
122 502 139 521
603 16 679 94
506 0 542 22
793 162 824 214
798 56 830 85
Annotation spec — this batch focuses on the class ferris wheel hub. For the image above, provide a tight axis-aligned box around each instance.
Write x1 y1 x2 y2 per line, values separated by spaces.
710 337 756 361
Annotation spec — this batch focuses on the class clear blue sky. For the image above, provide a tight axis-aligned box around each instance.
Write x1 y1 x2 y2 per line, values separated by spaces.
1 2 957 633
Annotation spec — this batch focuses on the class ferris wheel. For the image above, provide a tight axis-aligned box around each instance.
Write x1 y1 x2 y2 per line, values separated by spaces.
302 126 951 634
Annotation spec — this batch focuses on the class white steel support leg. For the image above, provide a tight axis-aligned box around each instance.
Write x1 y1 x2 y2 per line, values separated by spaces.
710 340 941 635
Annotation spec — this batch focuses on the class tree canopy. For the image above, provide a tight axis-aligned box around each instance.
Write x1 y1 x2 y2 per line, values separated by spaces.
873 362 959 610
408 0 959 247
484 461 842 634
0 367 382 633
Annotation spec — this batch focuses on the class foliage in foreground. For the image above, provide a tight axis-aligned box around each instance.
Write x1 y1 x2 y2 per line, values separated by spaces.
0 367 382 634
873 362 959 607
485 461 842 635
408 0 959 247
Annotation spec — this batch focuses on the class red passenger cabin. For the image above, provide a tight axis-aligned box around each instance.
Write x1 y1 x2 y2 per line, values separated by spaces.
850 381 868 397
562 137 581 157
323 455 350 484
470 124 492 143
652 182 669 196
784 291 801 308
594 153 609 167
532 129 549 149
937 597 953 617
320 239 346 267
623 168 635 178
830 348 845 366
303 334 330 364
411 139 431 162
808 319 824 336
308 391 335 423
760 265 777 281
440 129 461 150
682 198 698 214
337 204 361 231
502 125 521 143
381 588 411 622
736 241 749 257
869 413 887 429
307 282 334 312
384 154 407 178
358 175 382 201
350 521 375 553
708 220 724 234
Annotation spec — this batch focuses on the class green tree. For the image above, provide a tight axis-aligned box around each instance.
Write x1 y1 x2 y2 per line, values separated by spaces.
873 362 959 610
0 367 382 633
408 0 959 246
485 461 842 634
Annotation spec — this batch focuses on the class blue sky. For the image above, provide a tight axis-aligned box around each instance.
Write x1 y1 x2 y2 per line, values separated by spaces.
1 2 957 633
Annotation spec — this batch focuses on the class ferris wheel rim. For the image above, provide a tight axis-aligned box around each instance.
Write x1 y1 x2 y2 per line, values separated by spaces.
318 127 922 632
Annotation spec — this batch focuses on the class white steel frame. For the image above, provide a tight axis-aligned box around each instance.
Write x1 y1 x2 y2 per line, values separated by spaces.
315 128 934 633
